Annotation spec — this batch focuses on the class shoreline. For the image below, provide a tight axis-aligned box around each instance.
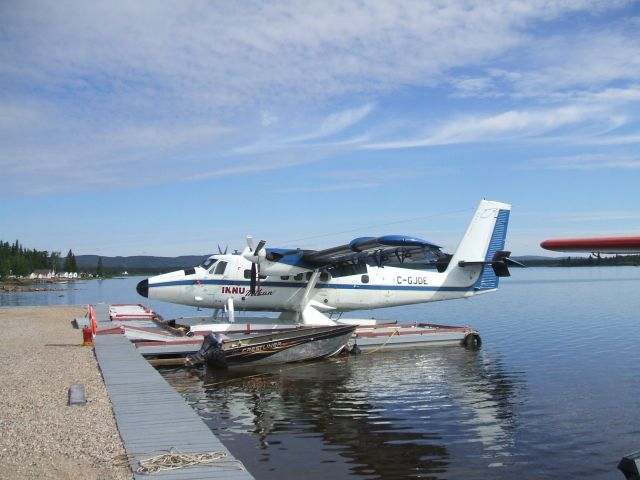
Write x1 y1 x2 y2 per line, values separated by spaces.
1 278 78 293
0 305 132 479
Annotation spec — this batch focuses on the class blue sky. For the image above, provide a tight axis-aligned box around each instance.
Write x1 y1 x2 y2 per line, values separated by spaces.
1 1 639 257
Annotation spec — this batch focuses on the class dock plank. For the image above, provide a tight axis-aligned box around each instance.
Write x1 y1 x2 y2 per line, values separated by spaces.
95 333 254 480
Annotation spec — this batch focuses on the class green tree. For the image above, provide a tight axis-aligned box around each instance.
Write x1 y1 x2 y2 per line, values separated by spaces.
11 256 30 276
48 251 61 273
96 257 104 276
63 249 78 272
0 257 10 277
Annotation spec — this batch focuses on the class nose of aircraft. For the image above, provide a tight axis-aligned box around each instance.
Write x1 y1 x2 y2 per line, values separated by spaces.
136 279 149 298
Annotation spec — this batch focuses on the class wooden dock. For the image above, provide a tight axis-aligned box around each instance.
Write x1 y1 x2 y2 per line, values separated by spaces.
94 332 255 480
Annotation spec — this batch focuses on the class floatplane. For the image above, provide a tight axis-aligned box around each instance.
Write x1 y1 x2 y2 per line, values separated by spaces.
136 199 522 357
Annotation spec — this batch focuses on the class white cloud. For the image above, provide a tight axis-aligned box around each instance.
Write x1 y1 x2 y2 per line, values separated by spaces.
1 0 638 195
285 103 375 143
449 77 502 98
277 182 377 193
510 29 640 98
228 106 374 156
184 154 314 181
446 23 640 101
537 153 640 170
3 1 624 111
362 104 605 149
261 111 278 127
586 133 640 145
552 212 640 222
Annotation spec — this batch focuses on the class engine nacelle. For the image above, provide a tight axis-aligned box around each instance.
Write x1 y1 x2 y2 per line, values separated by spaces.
258 260 310 276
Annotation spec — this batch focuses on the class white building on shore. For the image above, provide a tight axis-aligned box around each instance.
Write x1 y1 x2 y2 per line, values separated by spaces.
29 269 55 280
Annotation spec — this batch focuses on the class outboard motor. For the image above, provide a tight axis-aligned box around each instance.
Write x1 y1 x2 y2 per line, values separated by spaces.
185 333 227 368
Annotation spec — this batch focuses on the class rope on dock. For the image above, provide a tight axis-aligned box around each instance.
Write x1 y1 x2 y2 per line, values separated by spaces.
364 328 399 355
114 447 246 475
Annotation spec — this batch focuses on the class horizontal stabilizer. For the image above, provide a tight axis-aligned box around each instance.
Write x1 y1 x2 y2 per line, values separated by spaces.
458 251 525 277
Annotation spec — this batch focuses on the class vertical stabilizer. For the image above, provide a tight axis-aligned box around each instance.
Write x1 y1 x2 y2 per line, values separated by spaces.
444 200 512 292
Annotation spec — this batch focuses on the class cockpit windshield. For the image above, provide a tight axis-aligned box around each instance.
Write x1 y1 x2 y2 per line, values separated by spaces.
200 257 217 269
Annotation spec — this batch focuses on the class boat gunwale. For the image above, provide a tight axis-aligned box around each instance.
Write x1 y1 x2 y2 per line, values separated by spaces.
223 324 356 350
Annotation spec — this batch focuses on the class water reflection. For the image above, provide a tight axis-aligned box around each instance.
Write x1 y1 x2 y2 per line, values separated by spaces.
161 346 523 479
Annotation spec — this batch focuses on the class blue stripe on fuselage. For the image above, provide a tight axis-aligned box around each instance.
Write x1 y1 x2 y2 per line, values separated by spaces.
149 279 473 292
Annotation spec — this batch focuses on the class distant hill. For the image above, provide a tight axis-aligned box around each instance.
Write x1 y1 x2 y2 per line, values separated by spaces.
512 254 640 267
72 253 640 274
512 255 557 263
75 255 209 273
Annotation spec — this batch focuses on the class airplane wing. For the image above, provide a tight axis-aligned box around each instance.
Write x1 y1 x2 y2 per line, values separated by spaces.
262 235 445 277
305 235 442 263
540 236 640 254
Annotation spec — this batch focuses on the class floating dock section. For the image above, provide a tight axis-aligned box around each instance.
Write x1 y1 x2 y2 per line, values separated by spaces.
91 303 480 359
94 323 255 479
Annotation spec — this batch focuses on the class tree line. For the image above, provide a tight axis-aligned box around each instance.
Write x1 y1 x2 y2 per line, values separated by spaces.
0 240 103 277
521 255 640 267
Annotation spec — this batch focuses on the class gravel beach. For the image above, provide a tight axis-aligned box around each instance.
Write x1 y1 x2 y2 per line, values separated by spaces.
0 306 132 479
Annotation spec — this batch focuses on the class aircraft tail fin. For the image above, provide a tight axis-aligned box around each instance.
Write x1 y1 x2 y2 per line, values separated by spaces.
444 200 515 292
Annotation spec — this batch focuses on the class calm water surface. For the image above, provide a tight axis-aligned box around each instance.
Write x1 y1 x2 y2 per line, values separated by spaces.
0 276 203 319
3 267 639 478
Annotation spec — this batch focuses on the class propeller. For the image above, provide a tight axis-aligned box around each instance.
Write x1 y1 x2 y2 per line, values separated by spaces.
246 236 255 252
243 236 267 295
254 240 266 255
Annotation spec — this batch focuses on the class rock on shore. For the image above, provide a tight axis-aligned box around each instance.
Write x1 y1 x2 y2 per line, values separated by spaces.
0 306 132 479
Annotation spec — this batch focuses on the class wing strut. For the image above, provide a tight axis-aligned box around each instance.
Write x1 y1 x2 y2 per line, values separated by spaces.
299 270 321 314
297 271 336 325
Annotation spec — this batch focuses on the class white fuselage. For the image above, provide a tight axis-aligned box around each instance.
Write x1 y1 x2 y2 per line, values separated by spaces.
146 254 486 313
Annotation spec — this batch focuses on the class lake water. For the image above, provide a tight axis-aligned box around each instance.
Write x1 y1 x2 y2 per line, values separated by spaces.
3 267 639 479
0 276 203 319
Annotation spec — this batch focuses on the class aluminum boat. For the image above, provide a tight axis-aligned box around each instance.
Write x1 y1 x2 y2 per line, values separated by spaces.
186 324 356 368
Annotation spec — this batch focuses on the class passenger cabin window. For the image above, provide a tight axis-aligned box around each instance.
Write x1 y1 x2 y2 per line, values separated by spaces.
281 276 290 280
294 273 303 281
361 274 369 284
213 261 227 275
319 272 330 282
244 269 267 280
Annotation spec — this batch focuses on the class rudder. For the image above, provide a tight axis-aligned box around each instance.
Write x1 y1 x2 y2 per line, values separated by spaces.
443 200 512 292
474 207 510 291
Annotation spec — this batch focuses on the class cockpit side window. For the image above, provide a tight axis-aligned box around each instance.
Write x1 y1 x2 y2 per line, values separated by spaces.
213 261 228 275
201 258 217 270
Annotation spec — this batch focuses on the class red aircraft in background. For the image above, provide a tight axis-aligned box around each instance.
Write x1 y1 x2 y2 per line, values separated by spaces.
540 236 640 254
